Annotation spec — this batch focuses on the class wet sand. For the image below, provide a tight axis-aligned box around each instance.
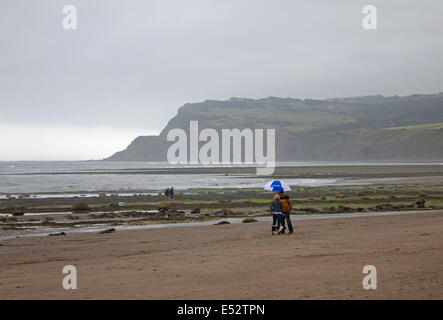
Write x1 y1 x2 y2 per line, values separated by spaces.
1 211 442 299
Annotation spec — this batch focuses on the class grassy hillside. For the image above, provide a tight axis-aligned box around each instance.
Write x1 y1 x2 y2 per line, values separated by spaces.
106 93 443 161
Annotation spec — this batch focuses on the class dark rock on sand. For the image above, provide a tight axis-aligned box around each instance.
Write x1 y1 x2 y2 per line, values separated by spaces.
416 199 426 208
49 232 66 236
214 221 230 225
72 202 90 212
215 209 235 216
337 206 352 212
301 207 319 213
242 218 258 223
99 228 116 234
10 206 25 216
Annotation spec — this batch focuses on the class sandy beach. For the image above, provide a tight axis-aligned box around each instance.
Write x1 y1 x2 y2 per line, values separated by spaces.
1 210 442 299
2 0 443 305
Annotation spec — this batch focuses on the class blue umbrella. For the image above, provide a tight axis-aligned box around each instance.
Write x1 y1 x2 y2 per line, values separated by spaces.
264 180 291 192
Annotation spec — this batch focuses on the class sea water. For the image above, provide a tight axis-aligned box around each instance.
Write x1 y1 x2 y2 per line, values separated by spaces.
0 161 440 194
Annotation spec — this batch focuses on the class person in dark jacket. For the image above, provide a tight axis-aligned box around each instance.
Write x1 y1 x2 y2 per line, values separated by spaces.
169 187 175 201
270 194 284 235
278 190 293 234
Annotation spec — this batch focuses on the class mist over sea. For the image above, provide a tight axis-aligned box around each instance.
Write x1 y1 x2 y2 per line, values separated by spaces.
0 161 441 194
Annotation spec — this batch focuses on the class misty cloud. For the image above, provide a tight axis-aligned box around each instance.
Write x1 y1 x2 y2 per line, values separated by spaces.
0 0 442 160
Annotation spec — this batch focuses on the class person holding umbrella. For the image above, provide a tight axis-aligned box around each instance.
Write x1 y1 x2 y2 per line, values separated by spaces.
264 180 293 235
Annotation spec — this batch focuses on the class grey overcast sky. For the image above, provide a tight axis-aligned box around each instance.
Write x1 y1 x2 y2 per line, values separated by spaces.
0 0 442 160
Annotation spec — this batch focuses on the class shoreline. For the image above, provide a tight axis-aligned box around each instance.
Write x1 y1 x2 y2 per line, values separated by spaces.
2 164 443 244
2 163 443 195
1 209 441 242
1 174 443 197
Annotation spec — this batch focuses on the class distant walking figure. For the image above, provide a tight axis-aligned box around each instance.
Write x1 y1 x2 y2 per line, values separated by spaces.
169 187 175 201
165 188 170 201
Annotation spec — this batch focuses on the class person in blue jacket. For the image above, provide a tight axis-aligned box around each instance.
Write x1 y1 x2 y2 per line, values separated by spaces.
270 194 284 235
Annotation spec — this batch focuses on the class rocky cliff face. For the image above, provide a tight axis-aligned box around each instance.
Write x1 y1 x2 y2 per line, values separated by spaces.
105 93 443 161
